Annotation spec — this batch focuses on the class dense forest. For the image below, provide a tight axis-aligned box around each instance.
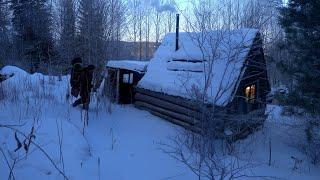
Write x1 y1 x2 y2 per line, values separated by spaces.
0 0 179 73
0 0 282 74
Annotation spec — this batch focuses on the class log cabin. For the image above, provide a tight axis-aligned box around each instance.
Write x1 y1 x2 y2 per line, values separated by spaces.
106 28 270 139
135 28 270 137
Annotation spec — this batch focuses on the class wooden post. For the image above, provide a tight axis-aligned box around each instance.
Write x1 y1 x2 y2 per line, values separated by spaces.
116 69 120 104
175 14 179 51
257 79 260 108
98 157 101 180
268 139 272 166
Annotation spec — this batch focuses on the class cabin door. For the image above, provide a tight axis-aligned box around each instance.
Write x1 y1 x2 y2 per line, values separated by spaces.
119 72 134 104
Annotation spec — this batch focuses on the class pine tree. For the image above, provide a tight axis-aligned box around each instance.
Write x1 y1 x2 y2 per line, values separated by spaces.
59 0 76 62
279 0 320 114
11 0 54 71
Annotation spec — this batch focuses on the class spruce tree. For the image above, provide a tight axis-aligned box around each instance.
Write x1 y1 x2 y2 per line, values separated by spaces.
279 0 320 114
280 0 320 165
0 0 10 64
0 0 10 38
78 0 105 66
60 0 76 62
11 0 54 71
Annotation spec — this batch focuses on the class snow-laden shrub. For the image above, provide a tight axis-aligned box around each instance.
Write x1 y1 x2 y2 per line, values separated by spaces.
0 66 68 104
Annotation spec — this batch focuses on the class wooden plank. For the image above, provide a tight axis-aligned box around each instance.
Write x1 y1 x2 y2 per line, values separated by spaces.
135 92 202 120
116 69 120 104
135 87 204 112
135 101 198 125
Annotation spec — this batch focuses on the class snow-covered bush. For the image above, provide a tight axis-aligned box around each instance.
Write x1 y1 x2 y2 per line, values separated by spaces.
0 66 67 103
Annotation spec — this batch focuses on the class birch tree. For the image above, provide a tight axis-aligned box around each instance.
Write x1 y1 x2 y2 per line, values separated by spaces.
104 0 126 60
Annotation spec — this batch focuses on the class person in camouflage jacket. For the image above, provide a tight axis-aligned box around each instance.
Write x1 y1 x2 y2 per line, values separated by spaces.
70 57 83 97
72 65 95 110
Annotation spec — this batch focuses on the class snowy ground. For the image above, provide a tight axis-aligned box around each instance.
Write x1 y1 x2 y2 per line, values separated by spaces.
1 66 320 180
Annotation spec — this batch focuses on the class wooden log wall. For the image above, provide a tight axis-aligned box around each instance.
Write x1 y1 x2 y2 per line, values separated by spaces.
134 88 201 131
135 88 203 112
134 87 267 140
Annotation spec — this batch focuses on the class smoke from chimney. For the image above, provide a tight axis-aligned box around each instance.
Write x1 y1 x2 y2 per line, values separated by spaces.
151 0 176 13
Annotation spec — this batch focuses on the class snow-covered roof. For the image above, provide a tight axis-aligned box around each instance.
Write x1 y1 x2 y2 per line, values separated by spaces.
106 60 149 73
138 28 260 106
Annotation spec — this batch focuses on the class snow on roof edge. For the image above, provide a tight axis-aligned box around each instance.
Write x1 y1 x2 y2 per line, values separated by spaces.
106 60 149 73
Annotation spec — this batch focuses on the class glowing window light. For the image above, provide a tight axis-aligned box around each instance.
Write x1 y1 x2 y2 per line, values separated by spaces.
245 84 256 102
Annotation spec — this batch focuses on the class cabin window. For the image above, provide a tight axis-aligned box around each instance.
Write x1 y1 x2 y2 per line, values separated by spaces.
245 84 256 102
123 73 134 84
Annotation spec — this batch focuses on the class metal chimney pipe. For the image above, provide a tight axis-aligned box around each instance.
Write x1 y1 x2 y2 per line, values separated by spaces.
175 14 180 51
